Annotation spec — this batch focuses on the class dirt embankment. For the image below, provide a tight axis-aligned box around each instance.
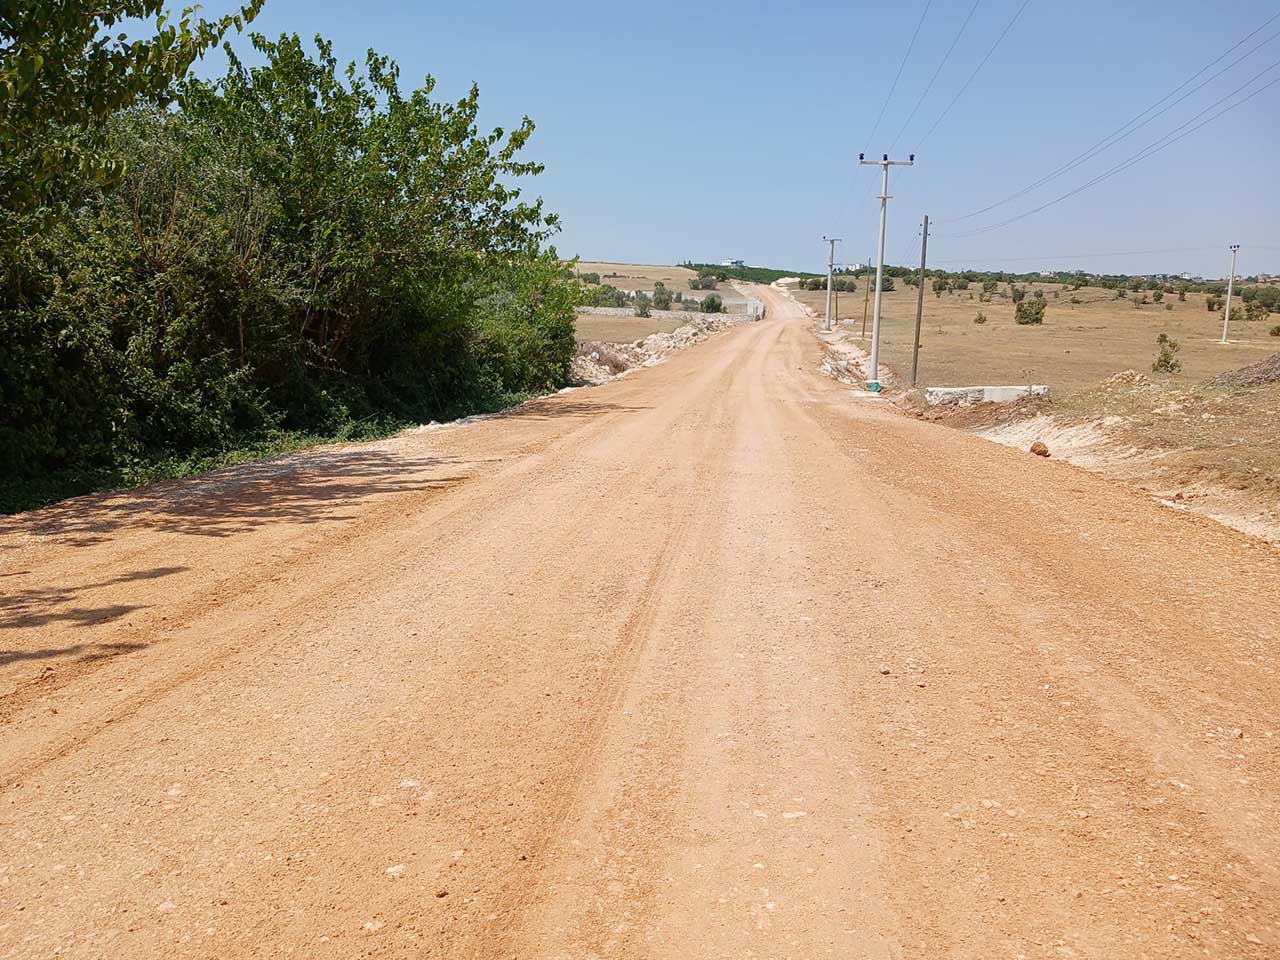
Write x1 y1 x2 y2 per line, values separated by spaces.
571 311 752 385
924 358 1280 545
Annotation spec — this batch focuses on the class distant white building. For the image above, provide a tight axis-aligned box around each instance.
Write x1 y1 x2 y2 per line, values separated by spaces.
720 259 746 268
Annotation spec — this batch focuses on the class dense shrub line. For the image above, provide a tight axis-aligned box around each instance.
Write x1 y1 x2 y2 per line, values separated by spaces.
1 32 578 511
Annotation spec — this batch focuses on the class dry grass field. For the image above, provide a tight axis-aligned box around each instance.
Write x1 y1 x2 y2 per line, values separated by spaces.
573 261 700 291
789 281 1277 390
573 260 751 325
574 312 692 343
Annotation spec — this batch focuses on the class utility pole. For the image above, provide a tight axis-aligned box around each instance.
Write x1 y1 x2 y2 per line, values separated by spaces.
861 258 872 338
822 237 841 331
910 214 929 388
859 153 914 391
1221 244 1240 344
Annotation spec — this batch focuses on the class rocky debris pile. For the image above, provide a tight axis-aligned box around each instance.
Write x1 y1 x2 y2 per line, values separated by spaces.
1202 352 1280 390
1104 370 1152 388
570 314 748 386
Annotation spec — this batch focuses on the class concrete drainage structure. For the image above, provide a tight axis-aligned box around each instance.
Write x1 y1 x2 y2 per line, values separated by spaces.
924 384 1049 406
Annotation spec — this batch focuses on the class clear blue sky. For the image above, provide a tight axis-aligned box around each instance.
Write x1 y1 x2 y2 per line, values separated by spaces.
192 0 1280 278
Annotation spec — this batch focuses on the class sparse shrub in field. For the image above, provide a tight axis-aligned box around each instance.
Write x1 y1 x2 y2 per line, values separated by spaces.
1245 299 1270 322
1140 294 1150 304
1270 324 1280 337
689 276 718 291
954 279 970 291
1153 290 1163 303
1010 286 1027 304
1165 302 1174 311
1069 295 1081 304
634 291 652 318
579 272 601 284
701 293 724 314
1014 296 1045 325
982 279 998 295
932 277 947 298
904 275 918 288
1178 286 1187 301
1116 287 1127 299
652 283 672 310
1206 295 1221 311
1152 333 1182 374
974 311 988 324
968 292 974 299
879 276 895 292
681 299 700 311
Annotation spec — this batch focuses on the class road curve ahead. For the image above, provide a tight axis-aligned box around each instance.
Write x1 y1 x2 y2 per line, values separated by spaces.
2 286 1278 959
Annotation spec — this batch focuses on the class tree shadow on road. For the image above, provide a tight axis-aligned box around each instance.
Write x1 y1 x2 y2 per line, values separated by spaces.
0 450 473 547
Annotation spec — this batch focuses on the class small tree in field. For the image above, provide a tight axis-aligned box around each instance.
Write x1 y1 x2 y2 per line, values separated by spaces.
1015 294 1046 325
1152 333 1181 373
1010 286 1027 304
932 277 947 298
652 282 672 310
982 279 998 295
879 276 895 292
1152 289 1163 303
1178 286 1187 301
701 293 724 314
634 291 652 318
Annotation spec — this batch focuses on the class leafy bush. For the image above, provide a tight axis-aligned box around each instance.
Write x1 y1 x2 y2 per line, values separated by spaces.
1 32 576 506
1270 324 1280 337
1014 296 1045 325
579 271 601 285
1010 286 1027 304
634 291 652 318
982 279 998 295
1152 333 1181 373
1152 289 1163 303
1206 295 1222 311
689 276 718 291
651 282 672 311
973 311 987 324
1165 302 1174 311
1178 286 1187 301
1245 299 1270 323
879 276 895 292
701 293 724 314
932 277 947 298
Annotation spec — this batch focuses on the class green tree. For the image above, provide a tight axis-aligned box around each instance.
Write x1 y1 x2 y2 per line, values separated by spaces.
634 291 652 318
1152 332 1181 373
932 277 947 298
0 0 262 220
701 293 724 314
651 281 672 310
1014 295 1045 325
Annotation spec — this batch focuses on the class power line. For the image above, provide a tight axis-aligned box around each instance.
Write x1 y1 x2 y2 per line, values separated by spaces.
939 61 1280 238
889 0 981 153
928 245 1224 264
914 0 1032 150
940 12 1280 224
863 0 935 151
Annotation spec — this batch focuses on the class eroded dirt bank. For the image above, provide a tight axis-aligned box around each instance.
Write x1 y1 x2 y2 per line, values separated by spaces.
2 285 1278 959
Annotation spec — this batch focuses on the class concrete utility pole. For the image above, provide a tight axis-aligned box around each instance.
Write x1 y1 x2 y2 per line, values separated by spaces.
859 153 914 391
910 214 929 388
861 258 872 338
822 237 841 331
1221 244 1240 344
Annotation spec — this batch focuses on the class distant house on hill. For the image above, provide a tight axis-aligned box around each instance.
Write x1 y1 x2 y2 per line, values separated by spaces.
720 259 746 269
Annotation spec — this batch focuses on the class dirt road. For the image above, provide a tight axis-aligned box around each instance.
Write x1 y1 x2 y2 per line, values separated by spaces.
2 286 1278 958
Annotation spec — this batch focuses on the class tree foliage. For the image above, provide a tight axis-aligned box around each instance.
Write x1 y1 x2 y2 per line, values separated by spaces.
1 0 262 219
1 33 576 507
